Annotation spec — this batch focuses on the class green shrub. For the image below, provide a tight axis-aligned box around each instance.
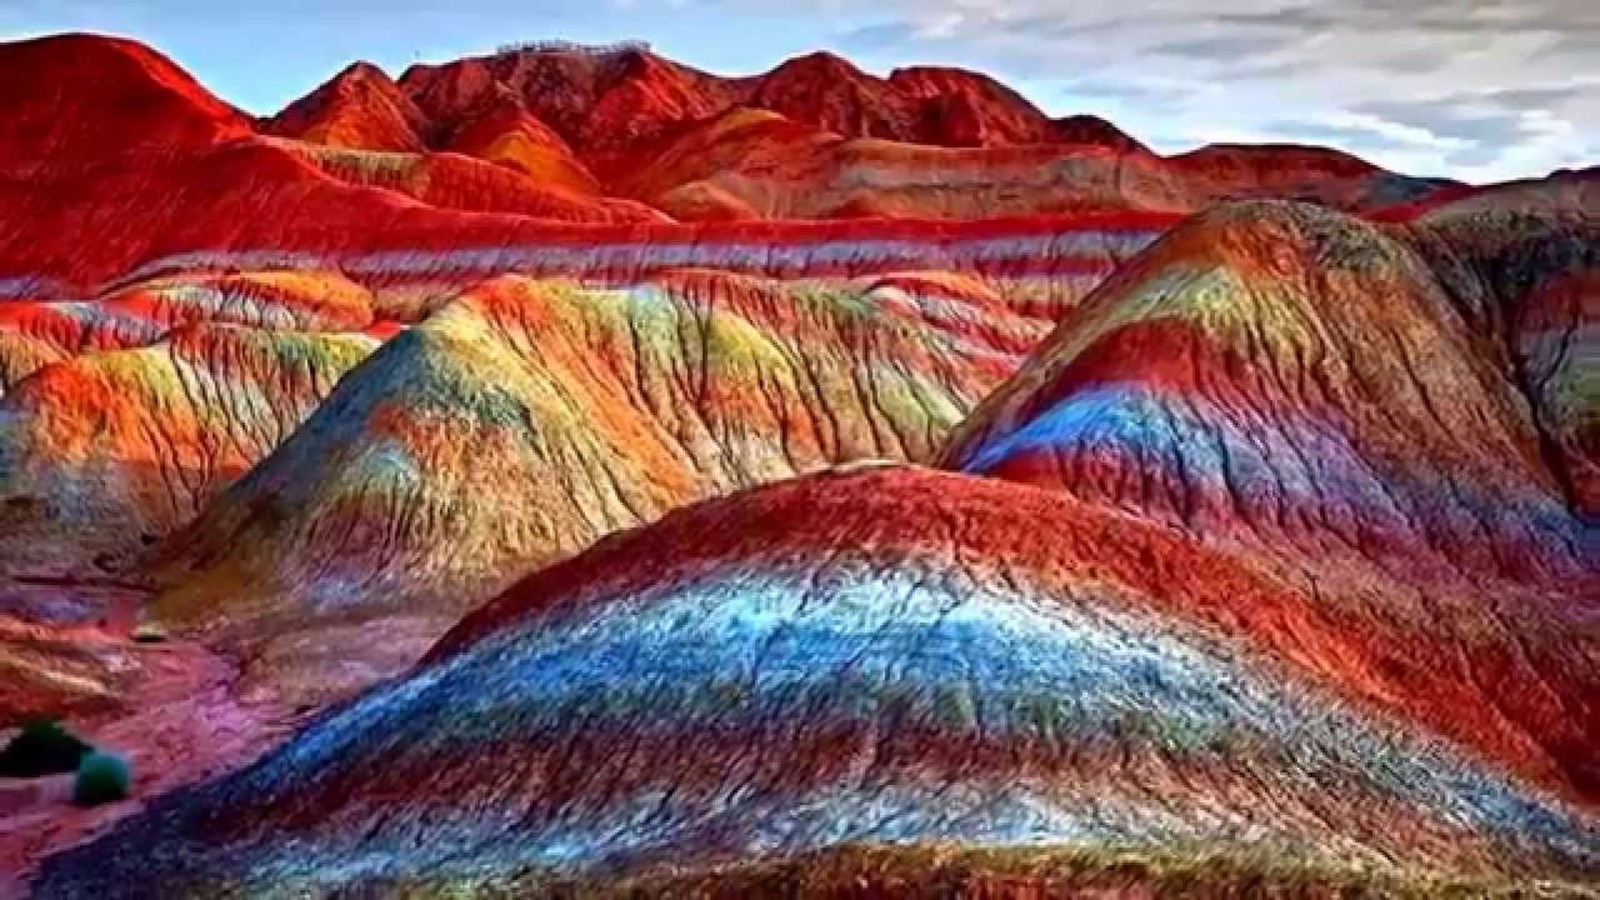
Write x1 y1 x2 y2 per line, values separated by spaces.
72 751 131 806
0 718 93 778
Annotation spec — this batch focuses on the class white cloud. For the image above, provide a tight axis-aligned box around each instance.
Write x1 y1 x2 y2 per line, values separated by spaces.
794 0 1600 181
1311 112 1469 153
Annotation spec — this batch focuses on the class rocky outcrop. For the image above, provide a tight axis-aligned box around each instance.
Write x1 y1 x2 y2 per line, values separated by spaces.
402 47 1155 158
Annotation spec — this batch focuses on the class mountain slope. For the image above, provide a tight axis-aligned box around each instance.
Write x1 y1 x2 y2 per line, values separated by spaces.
0 33 250 167
0 324 377 575
438 91 601 194
1405 169 1600 515
139 271 1047 702
940 199 1598 798
34 468 1599 896
267 137 664 222
262 61 428 152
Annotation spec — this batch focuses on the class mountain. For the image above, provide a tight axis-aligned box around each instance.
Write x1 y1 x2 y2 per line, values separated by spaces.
33 467 1599 895
358 43 1450 218
1167 143 1454 211
604 110 1443 221
0 34 1461 299
0 33 250 167
1 31 1594 897
604 108 1195 220
887 65 1073 146
0 324 377 575
941 196 1598 799
0 33 1184 296
137 270 1047 703
398 45 1149 159
0 270 378 393
747 52 927 142
262 62 429 152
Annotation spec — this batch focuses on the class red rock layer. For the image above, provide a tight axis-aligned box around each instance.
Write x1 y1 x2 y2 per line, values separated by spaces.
381 43 1445 216
437 92 600 194
262 61 428 152
0 33 250 167
397 46 1143 162
267 138 665 222
0 32 1467 307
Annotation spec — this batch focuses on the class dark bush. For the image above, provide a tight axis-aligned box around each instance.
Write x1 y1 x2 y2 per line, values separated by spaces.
71 751 131 806
0 718 93 778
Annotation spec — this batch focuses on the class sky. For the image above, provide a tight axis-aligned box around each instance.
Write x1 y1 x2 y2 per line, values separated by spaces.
3 0 1596 183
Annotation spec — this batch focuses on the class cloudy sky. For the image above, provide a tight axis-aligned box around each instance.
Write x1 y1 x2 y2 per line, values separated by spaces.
4 0 1596 182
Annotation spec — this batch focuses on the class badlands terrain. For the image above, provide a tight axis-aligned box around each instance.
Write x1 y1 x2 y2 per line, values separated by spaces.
0 32 1595 897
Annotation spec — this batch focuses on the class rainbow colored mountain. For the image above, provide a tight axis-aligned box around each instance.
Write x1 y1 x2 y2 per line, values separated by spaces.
0 32 1594 898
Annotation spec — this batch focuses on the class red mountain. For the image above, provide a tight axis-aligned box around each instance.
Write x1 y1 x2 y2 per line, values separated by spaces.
0 33 248 168
262 61 429 152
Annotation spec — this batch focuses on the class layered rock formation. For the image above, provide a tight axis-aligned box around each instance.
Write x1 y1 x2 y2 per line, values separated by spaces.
139 271 1047 701
940 197 1598 799
2 30 1595 898
605 111 1442 222
263 61 430 152
0 324 376 575
33 469 1599 896
388 44 1451 217
268 138 666 222
0 617 130 727
0 33 1454 302
1405 171 1600 515
0 270 377 391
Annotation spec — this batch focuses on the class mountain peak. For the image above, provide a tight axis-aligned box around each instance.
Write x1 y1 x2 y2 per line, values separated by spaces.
0 32 250 162
263 58 427 151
